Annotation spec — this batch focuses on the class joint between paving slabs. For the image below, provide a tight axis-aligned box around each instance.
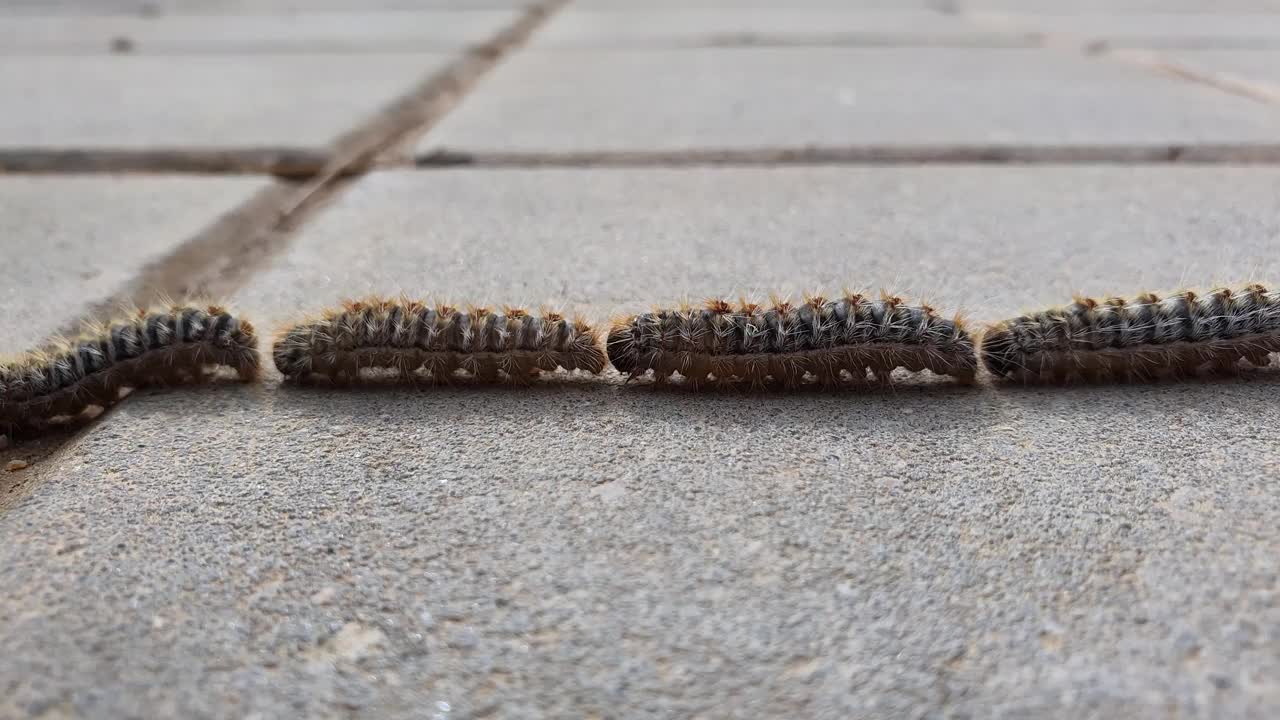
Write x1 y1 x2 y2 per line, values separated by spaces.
0 148 342 180
952 9 1280 106
0 0 573 484
413 144 1280 169
52 0 572 326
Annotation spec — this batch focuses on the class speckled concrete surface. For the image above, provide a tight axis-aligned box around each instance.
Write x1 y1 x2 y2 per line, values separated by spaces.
0 0 536 14
232 166 1280 324
966 12 1280 49
955 0 1280 11
0 10 520 54
527 9 1032 49
6 371 1279 719
2 167 1278 718
0 53 454 148
421 47 1280 152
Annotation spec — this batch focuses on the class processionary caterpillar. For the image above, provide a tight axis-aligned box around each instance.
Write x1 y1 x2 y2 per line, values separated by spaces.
606 293 977 388
5 282 1269 438
980 284 1280 383
272 297 607 384
0 304 259 432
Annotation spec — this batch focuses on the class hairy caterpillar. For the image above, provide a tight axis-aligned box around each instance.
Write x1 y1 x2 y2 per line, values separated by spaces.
272 297 607 384
0 304 259 432
981 284 1280 383
606 293 977 388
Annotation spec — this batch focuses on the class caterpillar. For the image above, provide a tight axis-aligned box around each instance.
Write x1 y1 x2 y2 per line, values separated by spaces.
0 304 259 432
605 293 978 388
272 297 608 384
980 284 1280 383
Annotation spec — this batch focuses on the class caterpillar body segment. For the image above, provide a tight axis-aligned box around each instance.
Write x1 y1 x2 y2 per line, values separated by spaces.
981 284 1280 383
0 304 259 431
606 293 977 389
272 297 607 384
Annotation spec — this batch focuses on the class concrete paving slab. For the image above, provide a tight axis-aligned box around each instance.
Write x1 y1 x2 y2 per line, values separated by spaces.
970 12 1280 49
0 174 272 353
0 10 518 54
422 47 1280 153
957 0 1280 12
575 0 941 7
530 9 1031 48
1165 49 1280 84
2 167 1279 718
0 53 453 148
0 0 535 14
232 167 1280 322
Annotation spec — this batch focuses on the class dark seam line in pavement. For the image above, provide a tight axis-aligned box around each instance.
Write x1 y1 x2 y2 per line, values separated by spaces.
59 0 570 329
532 35 1044 50
0 0 572 489
0 148 338 179
277 0 571 217
1100 49 1280 106
951 9 1280 107
696 34 1043 49
414 144 1280 169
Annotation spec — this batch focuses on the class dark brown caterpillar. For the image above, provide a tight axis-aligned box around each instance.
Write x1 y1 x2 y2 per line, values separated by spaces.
980 284 1280 383
606 293 977 388
272 297 607 384
0 304 259 432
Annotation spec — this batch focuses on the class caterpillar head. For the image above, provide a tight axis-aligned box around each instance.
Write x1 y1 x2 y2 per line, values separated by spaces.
978 323 1020 379
605 324 638 374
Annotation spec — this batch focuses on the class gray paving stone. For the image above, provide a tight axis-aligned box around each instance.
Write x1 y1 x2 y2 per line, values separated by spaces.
232 167 1280 323
0 10 518 54
1166 49 1280 84
957 0 1280 12
575 0 941 7
530 8 1033 48
971 12 1280 49
0 175 271 353
422 47 1280 152
0 0 534 14
3 167 1279 719
575 0 941 8
0 53 453 148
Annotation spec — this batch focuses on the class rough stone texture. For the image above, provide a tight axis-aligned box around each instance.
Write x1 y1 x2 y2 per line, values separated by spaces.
2 167 1279 719
968 12 1280 49
232 167 1280 322
0 175 271 353
422 47 1280 153
956 0 1280 12
0 11 519 54
530 9 1031 48
1165 49 1280 83
0 53 453 148
575 0 942 7
0 0 535 14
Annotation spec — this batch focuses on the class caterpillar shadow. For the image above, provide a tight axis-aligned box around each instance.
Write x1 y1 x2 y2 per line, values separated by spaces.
6 367 1279 516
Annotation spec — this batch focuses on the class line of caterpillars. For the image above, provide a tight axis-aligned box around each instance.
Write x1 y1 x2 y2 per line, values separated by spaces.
3 285 1278 433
